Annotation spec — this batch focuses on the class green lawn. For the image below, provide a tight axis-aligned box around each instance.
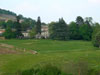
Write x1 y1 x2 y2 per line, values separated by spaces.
0 39 98 53
0 39 100 75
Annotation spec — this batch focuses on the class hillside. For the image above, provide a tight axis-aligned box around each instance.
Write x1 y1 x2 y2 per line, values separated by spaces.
0 8 17 21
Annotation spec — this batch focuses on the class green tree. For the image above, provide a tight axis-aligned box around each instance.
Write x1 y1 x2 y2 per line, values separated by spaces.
76 16 84 26
3 27 16 39
92 23 100 47
93 31 100 47
49 18 69 40
21 18 36 31
85 17 93 25
14 15 23 38
69 22 80 40
0 21 6 29
79 24 93 40
35 16 41 34
6 20 14 28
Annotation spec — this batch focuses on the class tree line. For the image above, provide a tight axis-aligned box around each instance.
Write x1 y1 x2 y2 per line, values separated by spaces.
49 16 93 41
48 16 100 48
0 15 100 48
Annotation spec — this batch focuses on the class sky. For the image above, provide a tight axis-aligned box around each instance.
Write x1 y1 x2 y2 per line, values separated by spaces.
0 0 100 23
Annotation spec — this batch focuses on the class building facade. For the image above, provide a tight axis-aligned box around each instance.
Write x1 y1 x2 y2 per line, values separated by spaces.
41 26 49 38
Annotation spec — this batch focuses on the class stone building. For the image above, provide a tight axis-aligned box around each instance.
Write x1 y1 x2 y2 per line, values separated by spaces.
41 26 49 38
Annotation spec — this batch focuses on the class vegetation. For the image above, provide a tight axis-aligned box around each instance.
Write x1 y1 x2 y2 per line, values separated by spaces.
3 27 16 39
0 8 100 75
0 8 16 16
79 24 92 41
76 16 84 26
29 28 36 38
35 16 41 34
49 16 93 41
92 23 100 47
69 22 80 40
49 18 69 40
21 18 36 31
0 40 100 75
92 31 100 47
19 64 67 75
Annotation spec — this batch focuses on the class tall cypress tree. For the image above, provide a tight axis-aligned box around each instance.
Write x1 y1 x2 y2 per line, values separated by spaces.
15 15 23 38
36 16 41 34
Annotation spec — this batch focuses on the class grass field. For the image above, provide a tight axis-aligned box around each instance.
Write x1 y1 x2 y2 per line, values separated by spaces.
0 39 100 75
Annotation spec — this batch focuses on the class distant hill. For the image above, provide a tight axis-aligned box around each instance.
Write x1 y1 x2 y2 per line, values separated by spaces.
0 8 17 21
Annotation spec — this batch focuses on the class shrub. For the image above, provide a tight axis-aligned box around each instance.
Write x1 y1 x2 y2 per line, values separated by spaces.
17 64 70 75
88 69 100 75
3 27 16 39
92 31 100 47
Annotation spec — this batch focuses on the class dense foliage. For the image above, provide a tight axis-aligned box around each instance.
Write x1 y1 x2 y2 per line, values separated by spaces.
79 24 93 40
14 15 23 38
69 22 80 40
49 16 93 41
18 64 68 75
3 27 16 39
0 8 16 16
21 18 36 31
92 23 100 47
76 16 84 26
93 31 100 47
49 18 69 40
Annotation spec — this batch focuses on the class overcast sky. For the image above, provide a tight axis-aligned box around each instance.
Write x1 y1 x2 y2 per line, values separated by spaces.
0 0 100 23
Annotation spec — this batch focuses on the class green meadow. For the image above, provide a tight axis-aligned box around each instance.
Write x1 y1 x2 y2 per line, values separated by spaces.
0 39 100 74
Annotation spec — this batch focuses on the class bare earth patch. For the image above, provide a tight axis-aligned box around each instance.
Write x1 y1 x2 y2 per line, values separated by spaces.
0 43 38 54
0 43 14 48
0 43 18 54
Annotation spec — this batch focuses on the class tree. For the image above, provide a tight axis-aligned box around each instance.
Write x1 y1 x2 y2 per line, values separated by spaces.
0 21 7 29
76 16 84 26
79 24 93 40
92 23 100 47
49 18 69 40
85 17 93 26
29 28 36 38
69 22 80 40
3 27 16 39
35 16 41 34
21 18 36 31
93 31 100 47
14 15 23 38
6 20 14 28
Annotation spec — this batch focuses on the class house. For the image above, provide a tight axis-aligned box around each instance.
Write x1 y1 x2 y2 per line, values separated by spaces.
22 29 31 38
41 26 49 38
35 25 49 39
22 32 30 38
